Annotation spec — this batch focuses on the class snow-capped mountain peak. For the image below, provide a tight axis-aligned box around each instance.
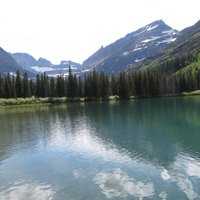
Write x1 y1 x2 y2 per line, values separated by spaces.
82 20 179 75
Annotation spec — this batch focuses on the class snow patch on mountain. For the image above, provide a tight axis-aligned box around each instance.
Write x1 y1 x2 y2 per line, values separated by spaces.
157 37 177 44
122 51 130 56
31 66 54 72
133 29 146 37
61 61 69 65
135 58 145 63
162 30 178 36
132 47 142 52
141 36 162 43
146 24 159 31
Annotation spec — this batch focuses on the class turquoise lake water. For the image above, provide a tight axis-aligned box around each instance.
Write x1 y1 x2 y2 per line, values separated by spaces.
0 97 200 199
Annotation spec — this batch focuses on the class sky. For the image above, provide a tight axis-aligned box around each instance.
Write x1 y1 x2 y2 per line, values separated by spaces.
0 0 200 64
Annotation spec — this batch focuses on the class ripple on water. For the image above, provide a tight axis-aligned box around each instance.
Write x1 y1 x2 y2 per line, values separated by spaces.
160 154 200 200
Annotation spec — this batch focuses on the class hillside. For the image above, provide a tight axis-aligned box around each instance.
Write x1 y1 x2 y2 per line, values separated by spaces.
11 53 37 70
0 47 27 75
135 20 200 73
82 20 178 75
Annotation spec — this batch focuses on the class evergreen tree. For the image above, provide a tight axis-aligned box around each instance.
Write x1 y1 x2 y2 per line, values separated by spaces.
36 74 41 97
4 73 12 98
40 74 45 97
56 76 66 97
118 71 129 98
77 77 83 97
67 66 76 98
49 78 56 97
15 70 22 97
73 74 78 97
29 79 35 97
99 72 110 98
11 75 16 98
111 75 118 95
91 69 99 98
23 72 31 97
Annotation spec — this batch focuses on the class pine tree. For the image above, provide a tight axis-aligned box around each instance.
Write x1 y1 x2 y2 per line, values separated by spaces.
118 71 129 98
36 74 41 97
29 79 35 97
111 75 118 96
99 72 110 98
40 74 45 97
4 73 12 98
92 69 99 98
15 70 22 97
67 66 76 98
23 72 30 97
73 74 78 97
77 77 83 97
56 76 66 97
49 78 56 97
11 75 16 98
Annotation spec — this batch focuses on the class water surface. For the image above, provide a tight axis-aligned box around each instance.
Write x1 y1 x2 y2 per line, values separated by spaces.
0 97 200 199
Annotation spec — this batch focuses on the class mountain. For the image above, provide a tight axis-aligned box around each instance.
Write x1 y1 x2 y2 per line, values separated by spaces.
11 53 52 69
134 20 200 73
11 53 37 70
0 47 27 75
43 60 82 77
37 57 53 67
11 52 82 77
82 20 179 75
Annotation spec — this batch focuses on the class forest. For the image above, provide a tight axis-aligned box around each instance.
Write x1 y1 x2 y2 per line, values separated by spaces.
0 59 200 100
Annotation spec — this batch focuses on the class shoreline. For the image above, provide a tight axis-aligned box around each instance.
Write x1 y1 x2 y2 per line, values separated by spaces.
0 90 200 108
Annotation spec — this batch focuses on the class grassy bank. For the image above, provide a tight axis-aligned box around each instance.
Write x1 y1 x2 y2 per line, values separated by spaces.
0 96 121 107
0 91 200 107
182 90 200 96
0 97 79 106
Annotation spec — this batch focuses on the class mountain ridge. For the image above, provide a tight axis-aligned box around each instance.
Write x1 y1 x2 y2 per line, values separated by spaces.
11 52 82 77
0 47 33 76
132 19 200 73
82 20 179 75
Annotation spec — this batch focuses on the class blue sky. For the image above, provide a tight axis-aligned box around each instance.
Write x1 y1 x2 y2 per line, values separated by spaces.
0 0 200 64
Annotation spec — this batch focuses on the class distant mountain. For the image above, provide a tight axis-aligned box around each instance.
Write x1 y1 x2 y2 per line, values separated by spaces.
0 47 29 76
11 53 37 70
82 20 179 75
11 52 82 77
44 60 82 77
37 57 52 67
11 53 52 69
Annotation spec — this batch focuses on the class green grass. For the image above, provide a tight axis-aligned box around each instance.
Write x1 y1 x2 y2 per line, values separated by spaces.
1 92 200 108
0 96 121 107
182 90 200 96
0 97 66 106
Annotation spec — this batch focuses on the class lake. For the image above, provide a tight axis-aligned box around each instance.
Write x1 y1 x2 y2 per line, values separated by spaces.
0 97 200 199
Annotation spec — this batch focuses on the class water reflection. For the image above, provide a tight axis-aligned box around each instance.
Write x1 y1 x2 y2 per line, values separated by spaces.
0 97 200 199
0 181 55 200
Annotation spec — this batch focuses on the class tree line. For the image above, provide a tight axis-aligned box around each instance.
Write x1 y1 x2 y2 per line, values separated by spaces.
1 65 200 99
